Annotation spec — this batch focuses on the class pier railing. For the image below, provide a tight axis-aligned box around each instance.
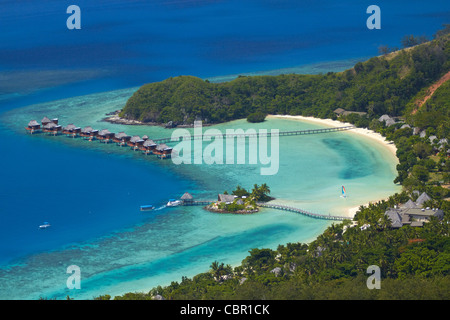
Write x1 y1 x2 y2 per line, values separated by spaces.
256 202 349 221
153 126 355 144
181 200 213 206
181 200 350 221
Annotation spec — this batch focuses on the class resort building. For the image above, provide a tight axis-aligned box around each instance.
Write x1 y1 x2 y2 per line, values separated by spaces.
80 126 98 140
180 192 194 204
41 116 52 126
141 139 157 154
62 124 81 137
43 122 62 135
385 192 444 228
26 118 176 161
128 135 144 150
113 132 131 146
217 194 237 204
26 120 41 134
378 114 396 127
97 129 114 143
154 143 173 159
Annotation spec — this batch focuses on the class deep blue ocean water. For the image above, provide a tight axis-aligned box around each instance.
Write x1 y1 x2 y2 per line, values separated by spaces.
0 1 448 299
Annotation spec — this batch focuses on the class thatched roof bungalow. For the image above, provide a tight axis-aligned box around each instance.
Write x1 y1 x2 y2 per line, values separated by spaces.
43 122 62 135
141 139 157 153
41 117 52 126
26 120 41 133
416 192 431 206
217 194 237 204
127 135 145 149
62 124 81 136
180 192 194 203
154 143 172 154
98 129 114 142
113 132 131 145
80 126 98 139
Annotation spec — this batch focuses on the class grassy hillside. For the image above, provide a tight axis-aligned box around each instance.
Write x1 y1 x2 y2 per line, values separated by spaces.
120 34 449 126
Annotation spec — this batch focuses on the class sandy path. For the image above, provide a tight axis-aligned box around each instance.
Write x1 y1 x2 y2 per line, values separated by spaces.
412 70 450 114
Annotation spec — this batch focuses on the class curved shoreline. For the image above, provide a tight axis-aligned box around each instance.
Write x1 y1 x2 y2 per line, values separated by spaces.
268 115 398 158
268 114 400 218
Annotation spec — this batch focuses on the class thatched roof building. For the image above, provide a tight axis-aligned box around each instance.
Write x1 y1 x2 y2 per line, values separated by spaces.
217 194 237 203
129 135 141 143
155 143 172 154
63 124 79 132
115 132 128 139
28 120 40 128
41 117 52 125
181 192 193 201
401 199 418 209
143 139 157 148
416 192 431 206
44 122 58 129
81 126 93 134
98 129 113 137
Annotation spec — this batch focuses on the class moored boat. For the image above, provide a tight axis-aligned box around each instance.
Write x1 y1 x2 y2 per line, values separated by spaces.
39 222 51 229
140 205 154 211
167 199 182 206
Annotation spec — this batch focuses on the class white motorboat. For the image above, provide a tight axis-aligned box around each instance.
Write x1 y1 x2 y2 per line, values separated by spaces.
39 222 51 229
167 199 182 207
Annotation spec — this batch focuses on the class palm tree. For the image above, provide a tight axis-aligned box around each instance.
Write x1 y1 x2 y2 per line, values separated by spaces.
259 183 270 196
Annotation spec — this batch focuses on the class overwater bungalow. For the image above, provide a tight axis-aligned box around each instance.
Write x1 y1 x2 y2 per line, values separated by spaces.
142 135 149 141
154 143 173 159
113 132 131 146
180 192 194 204
41 116 52 127
127 135 144 150
26 120 41 134
43 122 62 135
97 129 114 143
62 124 81 138
141 139 157 154
80 126 99 140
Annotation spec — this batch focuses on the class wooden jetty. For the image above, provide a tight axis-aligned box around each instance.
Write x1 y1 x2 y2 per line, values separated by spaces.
25 117 354 161
257 202 349 221
152 125 355 144
181 200 213 206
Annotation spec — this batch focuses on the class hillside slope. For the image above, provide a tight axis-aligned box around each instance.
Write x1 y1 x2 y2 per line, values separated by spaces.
119 34 449 126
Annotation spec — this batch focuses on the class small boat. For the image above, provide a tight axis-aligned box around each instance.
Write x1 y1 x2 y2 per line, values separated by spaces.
167 199 182 207
140 205 154 211
39 222 51 229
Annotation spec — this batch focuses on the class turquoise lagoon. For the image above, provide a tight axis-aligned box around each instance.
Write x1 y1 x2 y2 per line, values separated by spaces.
0 88 400 299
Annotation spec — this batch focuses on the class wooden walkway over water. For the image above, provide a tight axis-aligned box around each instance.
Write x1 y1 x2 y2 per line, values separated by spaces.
181 200 349 221
181 200 213 206
256 202 349 221
153 125 355 144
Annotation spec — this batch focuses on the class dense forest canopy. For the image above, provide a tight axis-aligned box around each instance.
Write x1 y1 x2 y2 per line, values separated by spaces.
120 33 449 126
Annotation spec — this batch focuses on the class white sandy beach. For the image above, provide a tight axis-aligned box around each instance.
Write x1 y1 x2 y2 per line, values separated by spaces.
269 115 398 157
268 114 399 218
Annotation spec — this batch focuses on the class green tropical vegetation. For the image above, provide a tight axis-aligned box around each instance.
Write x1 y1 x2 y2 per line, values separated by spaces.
120 30 449 127
93 28 450 300
208 184 273 213
246 111 267 123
